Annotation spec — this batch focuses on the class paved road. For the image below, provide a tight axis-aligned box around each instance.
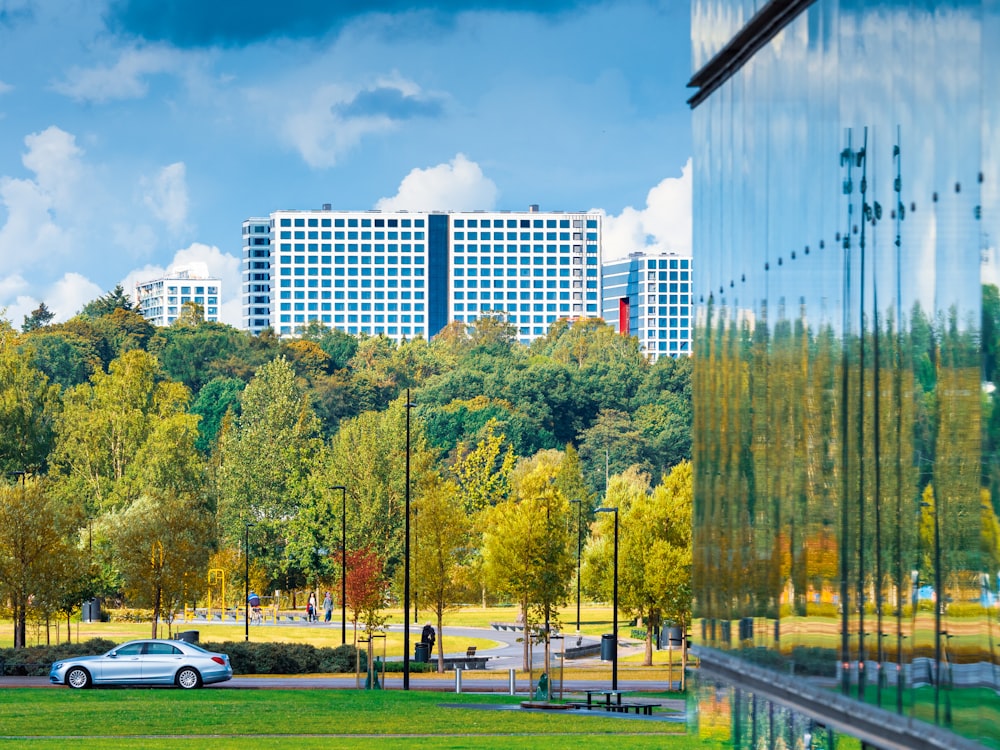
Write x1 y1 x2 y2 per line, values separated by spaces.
174 618 603 670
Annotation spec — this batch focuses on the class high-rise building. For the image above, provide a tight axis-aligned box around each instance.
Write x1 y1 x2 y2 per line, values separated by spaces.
689 1 998 748
134 263 221 327
243 207 602 345
242 217 272 335
601 251 692 360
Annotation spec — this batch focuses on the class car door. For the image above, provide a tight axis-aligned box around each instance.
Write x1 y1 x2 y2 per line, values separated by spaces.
141 642 184 683
98 642 145 684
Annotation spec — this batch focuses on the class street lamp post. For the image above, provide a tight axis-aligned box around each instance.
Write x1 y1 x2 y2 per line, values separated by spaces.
570 499 583 634
244 522 255 642
403 389 416 690
595 506 619 691
332 485 347 645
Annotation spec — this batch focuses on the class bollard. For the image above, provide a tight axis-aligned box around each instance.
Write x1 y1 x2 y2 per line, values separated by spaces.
508 668 517 696
454 667 463 694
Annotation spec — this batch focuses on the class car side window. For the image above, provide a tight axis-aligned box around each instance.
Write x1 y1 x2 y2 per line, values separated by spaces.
115 643 144 656
145 643 180 655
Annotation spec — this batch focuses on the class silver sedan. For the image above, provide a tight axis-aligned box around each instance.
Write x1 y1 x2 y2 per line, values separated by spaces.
49 639 233 689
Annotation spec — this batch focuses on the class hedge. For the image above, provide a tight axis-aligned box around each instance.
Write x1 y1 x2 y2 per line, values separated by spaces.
1 638 365 676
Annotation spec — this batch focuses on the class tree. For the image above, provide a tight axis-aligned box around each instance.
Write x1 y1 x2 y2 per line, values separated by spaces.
0 478 80 648
80 284 134 319
413 476 470 671
217 356 324 589
342 546 388 647
106 490 214 637
22 302 55 333
174 301 205 327
325 396 436 578
19 329 101 388
482 449 574 671
0 323 61 475
582 462 693 667
191 377 244 452
52 349 188 513
451 418 516 514
577 409 645 496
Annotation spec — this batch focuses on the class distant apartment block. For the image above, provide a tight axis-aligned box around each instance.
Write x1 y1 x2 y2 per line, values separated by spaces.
135 263 221 327
242 217 272 335
601 251 692 359
242 206 602 345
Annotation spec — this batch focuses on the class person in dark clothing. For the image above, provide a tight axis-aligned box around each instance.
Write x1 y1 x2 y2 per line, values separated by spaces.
421 623 435 650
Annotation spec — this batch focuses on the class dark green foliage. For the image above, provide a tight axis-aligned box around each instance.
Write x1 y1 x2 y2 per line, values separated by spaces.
79 285 135 319
20 330 101 388
191 376 244 452
149 323 254 393
204 641 364 675
22 303 55 333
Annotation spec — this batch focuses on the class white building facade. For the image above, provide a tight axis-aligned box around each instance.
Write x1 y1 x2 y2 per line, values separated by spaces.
601 251 692 360
245 207 602 345
135 264 222 327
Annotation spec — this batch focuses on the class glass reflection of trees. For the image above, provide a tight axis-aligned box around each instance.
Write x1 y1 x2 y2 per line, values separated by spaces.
693 284 1000 716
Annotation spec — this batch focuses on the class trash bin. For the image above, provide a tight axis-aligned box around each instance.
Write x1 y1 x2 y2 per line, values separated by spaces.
81 598 101 623
415 642 430 663
600 633 616 661
177 630 199 644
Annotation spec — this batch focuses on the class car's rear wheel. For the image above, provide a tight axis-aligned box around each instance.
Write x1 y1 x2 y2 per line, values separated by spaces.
176 667 202 689
66 667 91 689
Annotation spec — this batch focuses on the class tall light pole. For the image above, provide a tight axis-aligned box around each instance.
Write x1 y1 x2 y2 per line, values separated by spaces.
570 499 583 634
332 485 347 645
403 389 415 690
595 506 618 691
244 522 254 642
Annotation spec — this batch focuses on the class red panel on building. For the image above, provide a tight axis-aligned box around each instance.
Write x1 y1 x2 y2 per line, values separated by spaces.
619 298 630 335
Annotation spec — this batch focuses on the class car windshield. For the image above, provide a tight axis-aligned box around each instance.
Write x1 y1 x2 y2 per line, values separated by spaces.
179 642 210 654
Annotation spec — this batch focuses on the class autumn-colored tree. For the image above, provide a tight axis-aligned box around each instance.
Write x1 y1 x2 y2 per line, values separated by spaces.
341 546 388 647
0 478 80 647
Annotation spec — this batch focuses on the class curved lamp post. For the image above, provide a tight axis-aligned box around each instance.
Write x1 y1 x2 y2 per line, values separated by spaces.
594 506 618 691
332 485 347 645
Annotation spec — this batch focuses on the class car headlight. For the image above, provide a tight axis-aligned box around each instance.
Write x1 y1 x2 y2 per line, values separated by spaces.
52 663 63 670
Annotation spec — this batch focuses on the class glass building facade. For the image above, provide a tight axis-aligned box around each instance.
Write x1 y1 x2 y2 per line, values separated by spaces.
689 0 1000 747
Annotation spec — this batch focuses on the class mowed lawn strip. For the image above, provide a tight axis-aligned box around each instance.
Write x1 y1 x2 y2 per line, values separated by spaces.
0 737 707 750
0 689 690 740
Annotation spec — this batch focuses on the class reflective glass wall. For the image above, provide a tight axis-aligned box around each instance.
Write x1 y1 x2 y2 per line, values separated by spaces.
691 0 1000 745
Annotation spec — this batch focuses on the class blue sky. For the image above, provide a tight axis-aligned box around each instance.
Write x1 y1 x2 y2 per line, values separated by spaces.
0 0 692 327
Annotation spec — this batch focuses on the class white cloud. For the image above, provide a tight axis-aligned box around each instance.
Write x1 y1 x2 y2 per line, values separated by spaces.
376 154 497 211
0 127 81 274
120 243 242 327
0 81 12 95
140 162 189 233
600 158 692 261
52 45 200 104
281 83 395 169
48 272 103 320
0 271 102 327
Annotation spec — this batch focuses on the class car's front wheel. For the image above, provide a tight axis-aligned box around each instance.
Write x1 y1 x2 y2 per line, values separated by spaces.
176 667 202 689
66 667 91 689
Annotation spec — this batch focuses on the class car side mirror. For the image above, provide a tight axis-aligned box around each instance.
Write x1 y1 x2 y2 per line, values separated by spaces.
109 652 117 658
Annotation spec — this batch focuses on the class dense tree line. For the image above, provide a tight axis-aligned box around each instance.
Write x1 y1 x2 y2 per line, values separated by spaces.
0 292 692 658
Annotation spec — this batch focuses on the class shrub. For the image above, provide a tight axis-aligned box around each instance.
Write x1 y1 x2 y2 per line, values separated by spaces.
0 638 117 676
202 641 364 675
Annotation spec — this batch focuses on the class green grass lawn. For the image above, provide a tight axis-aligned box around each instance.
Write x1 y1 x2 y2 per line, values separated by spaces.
0 689 715 750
